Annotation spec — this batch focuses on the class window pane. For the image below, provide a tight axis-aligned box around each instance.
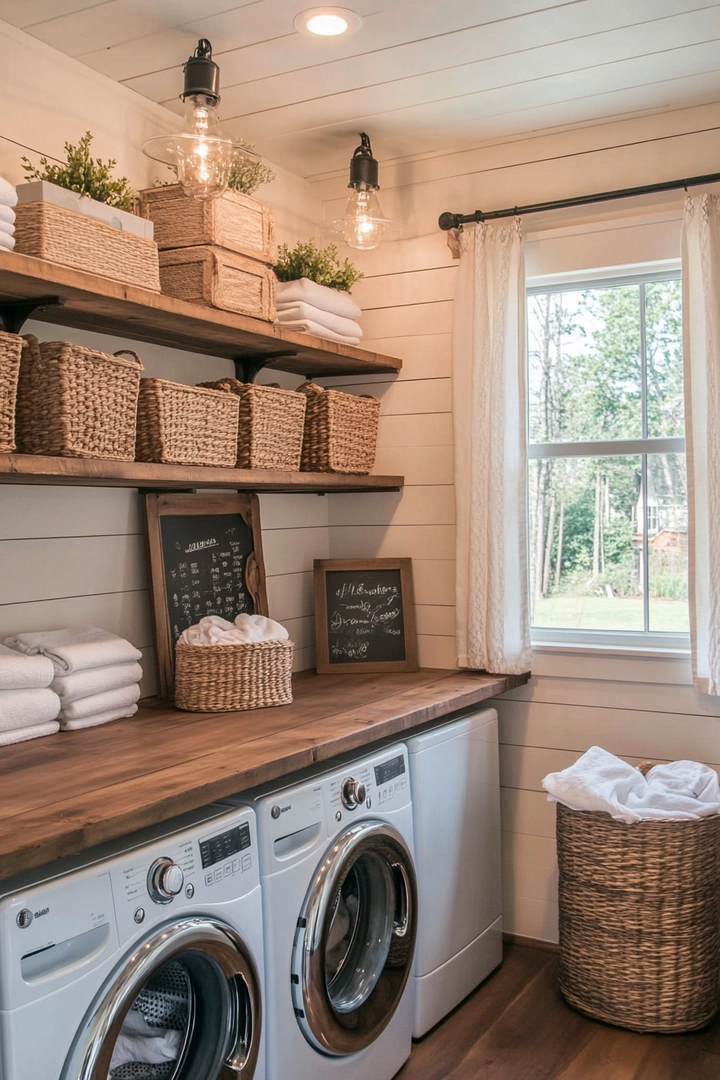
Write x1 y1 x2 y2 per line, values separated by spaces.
528 285 642 444
646 453 689 632
529 455 644 631
645 281 684 438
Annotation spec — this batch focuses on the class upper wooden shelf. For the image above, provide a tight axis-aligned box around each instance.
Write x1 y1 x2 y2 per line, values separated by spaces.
0 454 403 492
0 251 401 379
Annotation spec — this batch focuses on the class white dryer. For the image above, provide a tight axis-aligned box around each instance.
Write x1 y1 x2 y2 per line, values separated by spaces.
406 707 503 1037
226 743 417 1080
0 803 265 1080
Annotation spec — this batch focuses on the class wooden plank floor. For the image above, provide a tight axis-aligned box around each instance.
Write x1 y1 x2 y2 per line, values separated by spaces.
399 943 720 1080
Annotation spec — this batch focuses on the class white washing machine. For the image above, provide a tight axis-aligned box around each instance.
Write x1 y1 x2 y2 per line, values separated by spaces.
406 707 503 1037
225 743 417 1080
0 803 265 1080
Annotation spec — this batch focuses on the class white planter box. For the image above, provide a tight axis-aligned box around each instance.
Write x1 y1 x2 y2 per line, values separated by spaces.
15 180 153 240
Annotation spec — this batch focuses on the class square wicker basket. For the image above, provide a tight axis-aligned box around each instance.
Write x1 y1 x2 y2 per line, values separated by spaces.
135 379 240 467
174 638 294 712
0 331 22 453
15 337 143 460
298 382 380 474
197 378 306 470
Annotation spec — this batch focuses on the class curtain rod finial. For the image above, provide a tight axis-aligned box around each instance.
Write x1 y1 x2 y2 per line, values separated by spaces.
438 212 459 231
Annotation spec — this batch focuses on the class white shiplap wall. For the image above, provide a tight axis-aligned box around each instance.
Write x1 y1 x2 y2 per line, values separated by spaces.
317 101 720 942
0 25 328 694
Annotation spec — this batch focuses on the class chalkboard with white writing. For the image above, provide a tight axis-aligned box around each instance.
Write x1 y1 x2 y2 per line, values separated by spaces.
145 493 268 699
314 558 418 674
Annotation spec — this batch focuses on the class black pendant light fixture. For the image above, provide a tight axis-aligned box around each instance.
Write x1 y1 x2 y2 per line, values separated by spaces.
142 39 258 199
328 133 398 250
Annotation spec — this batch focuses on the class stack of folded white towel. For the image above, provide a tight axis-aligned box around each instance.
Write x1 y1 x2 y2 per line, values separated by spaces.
179 613 289 646
0 643 60 745
0 177 17 252
275 277 362 345
3 627 143 731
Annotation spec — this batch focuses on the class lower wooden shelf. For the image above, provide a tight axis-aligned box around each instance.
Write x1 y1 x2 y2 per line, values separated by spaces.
0 668 528 880
0 454 403 492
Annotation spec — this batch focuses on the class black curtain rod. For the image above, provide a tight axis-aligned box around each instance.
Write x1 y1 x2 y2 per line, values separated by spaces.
437 172 720 231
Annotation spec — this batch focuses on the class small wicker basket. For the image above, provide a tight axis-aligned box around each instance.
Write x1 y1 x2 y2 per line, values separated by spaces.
298 382 380 474
556 799 720 1033
197 378 306 470
0 331 22 453
135 378 240 467
174 638 294 712
15 337 143 459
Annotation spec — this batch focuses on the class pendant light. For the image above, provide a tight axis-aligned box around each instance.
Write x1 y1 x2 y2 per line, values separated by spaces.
328 133 396 250
142 39 257 199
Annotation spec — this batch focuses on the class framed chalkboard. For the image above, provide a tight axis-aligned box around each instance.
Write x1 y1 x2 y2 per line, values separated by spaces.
314 558 418 674
145 493 268 699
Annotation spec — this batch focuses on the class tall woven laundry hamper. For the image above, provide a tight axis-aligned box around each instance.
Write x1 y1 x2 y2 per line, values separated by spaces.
556 800 720 1032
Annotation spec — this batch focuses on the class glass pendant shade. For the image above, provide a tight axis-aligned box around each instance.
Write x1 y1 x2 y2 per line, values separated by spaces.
142 39 257 200
327 133 398 250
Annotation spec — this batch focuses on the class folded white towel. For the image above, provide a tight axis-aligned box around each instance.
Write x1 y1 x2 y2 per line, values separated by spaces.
0 220 14 238
274 317 360 345
4 627 142 675
276 301 362 340
0 642 54 690
179 613 289 646
0 687 61 729
60 702 139 731
275 277 361 319
52 661 142 704
0 233 16 251
59 683 141 722
542 745 720 822
0 205 15 225
0 177 17 208
0 720 59 746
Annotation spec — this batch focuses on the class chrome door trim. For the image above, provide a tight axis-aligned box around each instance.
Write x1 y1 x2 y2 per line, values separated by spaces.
294 819 417 1056
61 916 262 1080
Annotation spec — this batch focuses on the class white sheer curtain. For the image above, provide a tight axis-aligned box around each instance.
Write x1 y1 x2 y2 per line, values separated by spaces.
451 219 531 675
682 194 720 695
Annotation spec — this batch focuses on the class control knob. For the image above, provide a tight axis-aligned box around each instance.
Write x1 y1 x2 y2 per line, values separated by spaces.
147 858 185 904
341 777 367 810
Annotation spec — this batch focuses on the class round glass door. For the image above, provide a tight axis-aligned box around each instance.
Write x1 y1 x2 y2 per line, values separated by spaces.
292 820 417 1056
61 917 261 1080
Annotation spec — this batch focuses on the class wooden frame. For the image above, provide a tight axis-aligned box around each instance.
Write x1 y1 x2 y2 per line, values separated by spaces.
145 493 268 700
314 558 418 674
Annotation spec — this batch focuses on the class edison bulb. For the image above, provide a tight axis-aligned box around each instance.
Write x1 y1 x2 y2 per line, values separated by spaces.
335 188 389 250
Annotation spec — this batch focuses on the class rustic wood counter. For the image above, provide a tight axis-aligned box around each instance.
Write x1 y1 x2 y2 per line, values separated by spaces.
0 668 528 881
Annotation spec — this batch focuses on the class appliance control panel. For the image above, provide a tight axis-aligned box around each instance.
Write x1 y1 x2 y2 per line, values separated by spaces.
326 746 409 828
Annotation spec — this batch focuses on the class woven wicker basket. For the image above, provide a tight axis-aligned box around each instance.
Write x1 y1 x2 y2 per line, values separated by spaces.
15 337 143 459
14 201 160 292
139 185 276 262
556 799 720 1033
0 331 22 453
174 638 294 711
135 379 240 467
197 378 306 470
298 382 380 474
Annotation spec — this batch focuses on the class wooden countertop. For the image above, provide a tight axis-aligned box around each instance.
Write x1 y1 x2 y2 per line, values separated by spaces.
0 668 527 881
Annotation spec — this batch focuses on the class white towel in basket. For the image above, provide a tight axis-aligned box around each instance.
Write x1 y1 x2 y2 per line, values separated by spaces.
542 745 720 823
179 613 289 646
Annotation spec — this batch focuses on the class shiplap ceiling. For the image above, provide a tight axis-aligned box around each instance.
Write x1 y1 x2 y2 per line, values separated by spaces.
2 0 720 179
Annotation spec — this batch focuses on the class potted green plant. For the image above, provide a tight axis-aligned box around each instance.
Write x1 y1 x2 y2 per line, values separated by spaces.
273 239 362 292
138 145 277 263
17 131 151 239
273 239 364 342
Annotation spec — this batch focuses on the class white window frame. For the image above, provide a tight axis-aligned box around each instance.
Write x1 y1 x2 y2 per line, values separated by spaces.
526 265 690 653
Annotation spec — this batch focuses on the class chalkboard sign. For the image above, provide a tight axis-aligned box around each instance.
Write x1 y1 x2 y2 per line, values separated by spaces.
314 559 418 674
145 493 268 699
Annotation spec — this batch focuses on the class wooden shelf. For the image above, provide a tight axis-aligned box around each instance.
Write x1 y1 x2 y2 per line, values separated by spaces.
0 669 529 880
0 251 401 378
0 454 403 492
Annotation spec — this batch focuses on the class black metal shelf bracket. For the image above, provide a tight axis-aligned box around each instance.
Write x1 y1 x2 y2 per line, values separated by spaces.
233 350 298 384
0 297 64 335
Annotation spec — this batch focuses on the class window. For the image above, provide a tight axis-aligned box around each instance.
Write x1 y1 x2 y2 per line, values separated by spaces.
526 271 688 648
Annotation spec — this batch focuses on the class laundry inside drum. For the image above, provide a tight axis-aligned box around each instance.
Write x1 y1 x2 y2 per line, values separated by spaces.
108 960 194 1080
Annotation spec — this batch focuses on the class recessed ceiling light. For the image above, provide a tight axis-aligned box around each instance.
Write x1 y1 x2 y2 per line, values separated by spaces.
294 7 363 36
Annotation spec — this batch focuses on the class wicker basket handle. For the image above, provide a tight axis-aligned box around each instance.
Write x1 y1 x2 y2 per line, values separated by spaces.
113 349 144 366
296 381 322 395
